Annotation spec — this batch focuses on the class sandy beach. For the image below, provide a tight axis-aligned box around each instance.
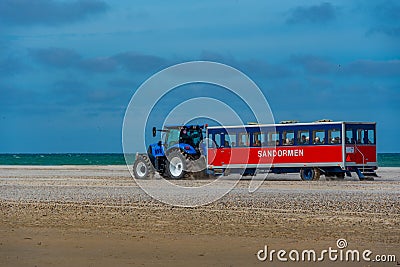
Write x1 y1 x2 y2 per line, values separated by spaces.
1 166 399 266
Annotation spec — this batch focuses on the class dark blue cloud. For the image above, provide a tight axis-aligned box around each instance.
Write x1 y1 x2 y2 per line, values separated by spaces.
29 47 169 74
199 50 291 78
113 52 169 73
344 60 400 76
286 2 337 24
307 77 334 90
291 55 400 77
291 55 336 74
29 47 81 68
374 0 400 22
241 59 292 79
0 84 41 110
52 79 131 108
0 56 26 76
80 57 119 73
53 80 89 104
54 80 88 92
199 50 237 65
107 79 139 89
366 1 400 38
85 88 130 105
0 0 109 26
367 27 400 38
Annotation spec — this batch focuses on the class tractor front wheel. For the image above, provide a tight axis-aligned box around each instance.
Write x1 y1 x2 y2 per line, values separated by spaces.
133 154 155 179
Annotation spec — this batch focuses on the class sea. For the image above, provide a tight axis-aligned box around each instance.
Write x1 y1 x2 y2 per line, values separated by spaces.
0 153 133 166
0 153 399 167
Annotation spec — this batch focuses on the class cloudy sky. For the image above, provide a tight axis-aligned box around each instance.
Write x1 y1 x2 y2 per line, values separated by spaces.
1 0 399 153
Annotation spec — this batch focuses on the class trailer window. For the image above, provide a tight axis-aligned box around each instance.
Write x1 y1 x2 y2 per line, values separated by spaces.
266 131 280 146
282 131 294 146
355 129 374 144
225 134 237 147
346 130 354 144
357 129 366 144
207 133 214 148
238 133 249 147
214 133 221 147
312 130 325 144
367 129 375 144
252 132 265 147
208 133 221 148
328 129 341 144
297 130 309 145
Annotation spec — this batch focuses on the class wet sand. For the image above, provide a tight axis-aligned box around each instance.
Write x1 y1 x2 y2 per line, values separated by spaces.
1 166 399 266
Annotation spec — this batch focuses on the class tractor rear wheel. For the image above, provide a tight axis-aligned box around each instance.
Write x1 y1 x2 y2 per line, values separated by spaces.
166 150 187 179
133 154 155 179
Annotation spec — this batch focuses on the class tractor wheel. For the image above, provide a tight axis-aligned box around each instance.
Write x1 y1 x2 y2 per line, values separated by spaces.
300 168 320 181
166 150 187 179
133 154 155 179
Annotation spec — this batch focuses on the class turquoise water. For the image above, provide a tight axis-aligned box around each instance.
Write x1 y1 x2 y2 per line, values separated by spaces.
0 153 399 167
377 153 400 167
0 153 133 165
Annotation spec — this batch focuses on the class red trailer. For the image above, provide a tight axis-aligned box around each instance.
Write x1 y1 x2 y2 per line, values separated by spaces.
206 121 378 180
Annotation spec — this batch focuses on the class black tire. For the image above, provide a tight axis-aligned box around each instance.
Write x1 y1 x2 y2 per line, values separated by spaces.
159 172 169 179
360 176 374 181
336 172 345 179
166 150 187 179
300 168 320 181
325 172 345 181
191 171 210 179
325 172 335 181
133 154 155 179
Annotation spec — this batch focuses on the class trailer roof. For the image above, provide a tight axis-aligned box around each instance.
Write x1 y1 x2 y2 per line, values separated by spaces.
206 121 376 129
163 124 206 129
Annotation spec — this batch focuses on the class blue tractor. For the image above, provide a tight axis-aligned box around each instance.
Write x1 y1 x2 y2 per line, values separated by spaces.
133 125 208 179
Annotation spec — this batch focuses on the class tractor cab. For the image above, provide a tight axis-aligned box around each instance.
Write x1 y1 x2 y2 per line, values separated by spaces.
155 125 205 155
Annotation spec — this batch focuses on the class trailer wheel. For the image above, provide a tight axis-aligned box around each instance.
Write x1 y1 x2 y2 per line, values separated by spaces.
191 171 211 179
300 168 320 181
360 176 375 181
133 155 155 179
325 172 335 181
336 172 345 179
166 150 187 179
